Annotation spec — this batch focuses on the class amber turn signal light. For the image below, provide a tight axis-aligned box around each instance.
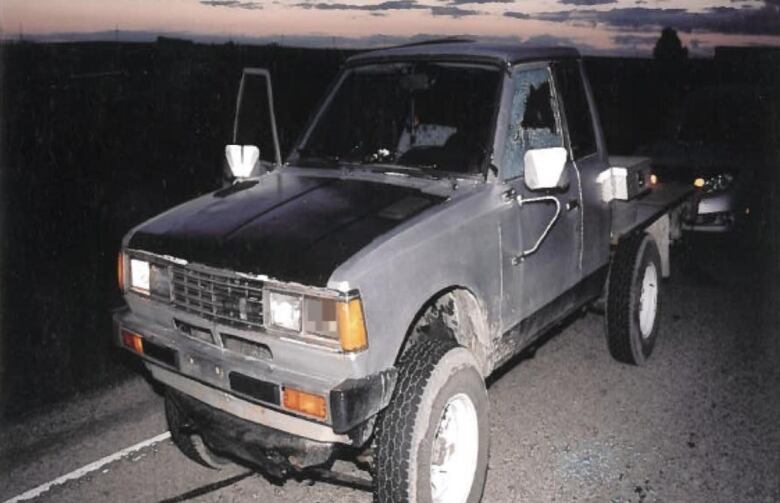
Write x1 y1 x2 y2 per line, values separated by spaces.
337 298 368 352
117 252 126 292
283 387 327 419
121 329 144 354
693 177 705 188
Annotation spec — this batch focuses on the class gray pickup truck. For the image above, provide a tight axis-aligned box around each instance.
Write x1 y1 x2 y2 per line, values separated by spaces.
115 41 691 503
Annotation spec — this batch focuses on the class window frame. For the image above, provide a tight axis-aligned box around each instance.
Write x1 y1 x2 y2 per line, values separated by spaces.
290 60 505 180
551 60 599 162
500 62 566 182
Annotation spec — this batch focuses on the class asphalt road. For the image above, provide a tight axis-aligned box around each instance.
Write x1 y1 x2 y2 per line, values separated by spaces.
2 237 778 503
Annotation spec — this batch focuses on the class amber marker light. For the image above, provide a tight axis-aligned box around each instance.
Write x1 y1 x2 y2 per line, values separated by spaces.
337 298 368 352
650 173 658 186
283 387 327 419
117 252 126 292
121 329 144 354
693 177 705 188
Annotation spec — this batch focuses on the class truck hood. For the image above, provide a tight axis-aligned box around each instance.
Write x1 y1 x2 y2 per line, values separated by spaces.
128 172 447 286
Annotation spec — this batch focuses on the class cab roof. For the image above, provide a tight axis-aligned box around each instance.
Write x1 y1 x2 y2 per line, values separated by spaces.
346 40 580 67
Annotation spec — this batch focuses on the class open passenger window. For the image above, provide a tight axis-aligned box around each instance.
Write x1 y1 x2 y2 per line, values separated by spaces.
502 67 564 180
553 61 597 160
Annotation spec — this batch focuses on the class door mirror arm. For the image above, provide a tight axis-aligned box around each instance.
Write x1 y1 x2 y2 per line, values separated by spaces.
228 68 282 179
511 194 562 264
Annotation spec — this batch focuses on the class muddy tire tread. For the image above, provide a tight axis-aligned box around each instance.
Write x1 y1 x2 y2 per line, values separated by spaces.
374 336 458 502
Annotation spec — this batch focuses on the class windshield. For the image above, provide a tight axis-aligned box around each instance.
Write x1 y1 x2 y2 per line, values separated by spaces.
297 62 501 176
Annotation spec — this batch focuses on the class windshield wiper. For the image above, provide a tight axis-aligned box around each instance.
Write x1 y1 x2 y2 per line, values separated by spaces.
295 148 341 167
368 164 445 181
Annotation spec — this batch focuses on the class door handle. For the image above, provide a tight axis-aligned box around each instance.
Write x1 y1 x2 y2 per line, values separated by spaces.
502 188 518 203
567 199 579 211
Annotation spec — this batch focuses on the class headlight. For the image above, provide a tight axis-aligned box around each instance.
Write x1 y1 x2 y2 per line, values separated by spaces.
268 289 368 352
130 258 150 293
269 291 302 331
128 257 171 299
698 173 734 194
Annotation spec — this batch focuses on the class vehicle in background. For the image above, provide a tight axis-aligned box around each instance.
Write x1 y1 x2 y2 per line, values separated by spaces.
638 86 775 233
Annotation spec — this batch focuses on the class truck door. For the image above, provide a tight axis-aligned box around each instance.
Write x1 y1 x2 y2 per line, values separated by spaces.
499 64 583 331
551 60 611 277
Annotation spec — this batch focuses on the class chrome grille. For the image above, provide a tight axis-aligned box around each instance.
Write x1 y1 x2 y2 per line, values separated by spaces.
171 265 264 330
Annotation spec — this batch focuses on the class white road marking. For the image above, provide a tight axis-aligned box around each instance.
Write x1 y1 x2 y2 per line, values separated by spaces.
3 431 171 503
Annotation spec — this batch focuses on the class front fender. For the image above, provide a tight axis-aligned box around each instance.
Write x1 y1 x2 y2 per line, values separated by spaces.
329 184 505 375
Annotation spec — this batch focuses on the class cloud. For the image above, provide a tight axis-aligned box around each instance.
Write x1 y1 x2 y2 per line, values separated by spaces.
519 34 602 54
503 11 530 19
200 0 262 9
296 1 427 11
522 34 578 47
559 0 616 5
296 0 479 16
532 7 685 28
530 5 780 36
612 34 657 46
430 5 480 16
445 0 513 3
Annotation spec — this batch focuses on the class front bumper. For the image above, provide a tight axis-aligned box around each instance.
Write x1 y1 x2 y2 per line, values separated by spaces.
683 211 737 233
113 308 396 444
167 386 335 474
683 188 747 234
683 190 742 233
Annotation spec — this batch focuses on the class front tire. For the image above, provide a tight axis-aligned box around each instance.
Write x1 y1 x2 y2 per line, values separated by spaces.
606 233 663 365
165 392 230 469
374 337 489 503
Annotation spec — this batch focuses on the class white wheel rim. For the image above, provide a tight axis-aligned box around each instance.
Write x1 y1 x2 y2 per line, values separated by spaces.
430 393 479 503
638 262 658 338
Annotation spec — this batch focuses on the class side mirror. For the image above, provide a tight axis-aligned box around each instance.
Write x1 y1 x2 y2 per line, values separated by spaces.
523 147 568 191
225 144 260 178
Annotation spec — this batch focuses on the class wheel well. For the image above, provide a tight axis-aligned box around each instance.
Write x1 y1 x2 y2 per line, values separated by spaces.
398 287 491 376
611 221 669 278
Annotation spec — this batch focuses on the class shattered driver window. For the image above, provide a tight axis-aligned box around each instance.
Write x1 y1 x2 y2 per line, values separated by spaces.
502 68 563 180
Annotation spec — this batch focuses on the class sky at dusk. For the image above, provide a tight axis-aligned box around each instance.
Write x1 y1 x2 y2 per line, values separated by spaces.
2 0 780 56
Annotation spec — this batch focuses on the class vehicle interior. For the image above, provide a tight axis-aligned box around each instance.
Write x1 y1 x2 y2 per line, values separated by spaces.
299 62 501 175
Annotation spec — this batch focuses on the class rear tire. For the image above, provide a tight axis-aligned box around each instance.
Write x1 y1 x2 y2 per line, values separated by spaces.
374 336 489 503
606 233 662 365
165 392 230 469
